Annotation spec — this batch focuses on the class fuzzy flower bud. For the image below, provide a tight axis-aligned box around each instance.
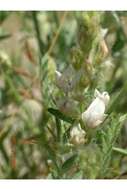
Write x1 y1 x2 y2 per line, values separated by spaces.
55 70 65 90
55 70 73 93
82 89 110 128
56 97 78 117
70 124 86 145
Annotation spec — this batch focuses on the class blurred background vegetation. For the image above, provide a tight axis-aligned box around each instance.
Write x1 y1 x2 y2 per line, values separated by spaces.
0 11 127 179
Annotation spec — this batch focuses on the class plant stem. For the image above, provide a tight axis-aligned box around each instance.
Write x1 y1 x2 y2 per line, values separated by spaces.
32 11 44 58
47 12 68 56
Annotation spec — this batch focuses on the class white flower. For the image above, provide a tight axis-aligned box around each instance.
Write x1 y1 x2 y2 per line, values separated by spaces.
70 124 86 145
82 89 110 128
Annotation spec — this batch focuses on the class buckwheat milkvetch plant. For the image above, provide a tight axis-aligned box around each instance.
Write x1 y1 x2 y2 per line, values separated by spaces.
45 12 127 179
0 11 127 179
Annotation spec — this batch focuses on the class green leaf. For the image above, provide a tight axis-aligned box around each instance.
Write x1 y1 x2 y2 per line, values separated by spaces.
0 12 8 23
113 147 127 155
48 108 75 124
45 144 61 177
112 28 126 53
0 33 11 41
0 127 11 143
55 117 62 142
71 170 83 179
61 154 77 173
0 127 11 164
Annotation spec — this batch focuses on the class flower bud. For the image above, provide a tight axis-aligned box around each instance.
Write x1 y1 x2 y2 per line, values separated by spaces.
55 70 73 93
70 124 86 145
56 97 79 117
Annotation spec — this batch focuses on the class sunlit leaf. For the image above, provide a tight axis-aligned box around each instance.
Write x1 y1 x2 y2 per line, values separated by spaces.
113 147 127 155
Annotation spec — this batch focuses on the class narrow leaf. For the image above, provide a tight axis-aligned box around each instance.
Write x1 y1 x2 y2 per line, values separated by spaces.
0 33 11 40
113 147 127 155
62 154 77 173
48 108 75 124
55 117 62 142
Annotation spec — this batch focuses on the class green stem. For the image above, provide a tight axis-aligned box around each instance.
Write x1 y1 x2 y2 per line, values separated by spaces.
31 11 44 57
